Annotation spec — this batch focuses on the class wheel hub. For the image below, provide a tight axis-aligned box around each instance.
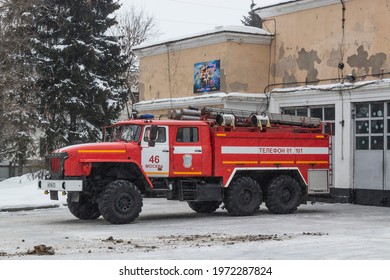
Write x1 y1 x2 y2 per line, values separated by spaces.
115 193 132 213
281 188 292 202
240 189 253 205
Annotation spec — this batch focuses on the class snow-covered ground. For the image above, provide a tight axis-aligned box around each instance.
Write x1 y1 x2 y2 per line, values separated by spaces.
0 174 66 210
1 198 388 279
1 174 390 262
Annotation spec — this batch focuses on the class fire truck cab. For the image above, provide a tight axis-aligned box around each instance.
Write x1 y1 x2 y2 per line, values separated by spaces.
38 108 331 224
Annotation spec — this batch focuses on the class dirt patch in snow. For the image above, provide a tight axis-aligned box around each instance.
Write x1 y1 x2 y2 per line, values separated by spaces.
0 232 328 259
97 232 329 252
27 244 55 255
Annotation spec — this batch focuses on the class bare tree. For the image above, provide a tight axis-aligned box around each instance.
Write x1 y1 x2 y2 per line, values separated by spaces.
113 5 159 115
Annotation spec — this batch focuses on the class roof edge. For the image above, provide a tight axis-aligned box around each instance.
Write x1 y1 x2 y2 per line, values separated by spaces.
255 0 348 18
133 26 274 59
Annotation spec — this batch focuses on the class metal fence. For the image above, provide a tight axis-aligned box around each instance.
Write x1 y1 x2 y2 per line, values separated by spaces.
0 163 44 181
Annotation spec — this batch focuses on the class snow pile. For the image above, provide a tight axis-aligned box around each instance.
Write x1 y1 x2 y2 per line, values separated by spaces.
134 25 273 50
255 0 294 9
0 175 66 210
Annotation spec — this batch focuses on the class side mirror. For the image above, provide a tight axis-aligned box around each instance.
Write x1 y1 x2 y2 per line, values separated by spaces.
148 125 158 147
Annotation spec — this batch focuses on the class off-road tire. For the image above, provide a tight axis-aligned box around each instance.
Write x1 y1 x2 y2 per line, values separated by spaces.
187 201 221 213
67 192 101 220
98 180 143 224
223 177 262 216
266 175 301 214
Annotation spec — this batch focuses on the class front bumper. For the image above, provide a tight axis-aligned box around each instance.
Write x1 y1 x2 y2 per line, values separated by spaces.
38 180 83 192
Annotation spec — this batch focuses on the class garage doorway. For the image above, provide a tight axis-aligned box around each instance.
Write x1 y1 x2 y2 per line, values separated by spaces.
354 101 390 205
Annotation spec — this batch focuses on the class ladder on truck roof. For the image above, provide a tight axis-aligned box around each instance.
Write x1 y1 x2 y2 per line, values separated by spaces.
167 107 322 128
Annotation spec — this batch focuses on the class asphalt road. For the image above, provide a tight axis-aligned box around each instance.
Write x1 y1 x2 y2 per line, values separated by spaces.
1 198 390 260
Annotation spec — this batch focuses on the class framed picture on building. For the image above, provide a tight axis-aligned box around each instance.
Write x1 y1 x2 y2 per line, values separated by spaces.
193 60 220 93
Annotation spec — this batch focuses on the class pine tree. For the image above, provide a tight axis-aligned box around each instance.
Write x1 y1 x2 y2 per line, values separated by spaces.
241 0 262 28
0 0 41 173
34 0 128 152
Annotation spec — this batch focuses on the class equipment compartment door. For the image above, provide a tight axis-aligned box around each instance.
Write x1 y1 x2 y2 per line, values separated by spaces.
172 126 203 176
141 125 170 177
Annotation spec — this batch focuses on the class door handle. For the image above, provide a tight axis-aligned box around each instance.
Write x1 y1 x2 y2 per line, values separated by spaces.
162 149 169 152
195 149 202 153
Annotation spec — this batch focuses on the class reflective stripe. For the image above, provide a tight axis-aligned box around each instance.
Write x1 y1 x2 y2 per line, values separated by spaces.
173 146 202 154
146 172 169 175
173 171 202 175
222 147 258 154
222 146 328 155
260 161 294 165
78 150 126 154
296 161 329 164
223 161 258 165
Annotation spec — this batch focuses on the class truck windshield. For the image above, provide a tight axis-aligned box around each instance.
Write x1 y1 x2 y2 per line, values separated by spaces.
105 125 142 142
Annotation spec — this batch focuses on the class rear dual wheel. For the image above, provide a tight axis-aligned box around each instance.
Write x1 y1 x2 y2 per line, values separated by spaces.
223 177 262 216
266 175 301 214
187 201 221 213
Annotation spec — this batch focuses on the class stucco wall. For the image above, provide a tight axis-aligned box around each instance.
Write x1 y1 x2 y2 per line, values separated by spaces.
225 43 270 93
263 0 390 87
138 41 270 102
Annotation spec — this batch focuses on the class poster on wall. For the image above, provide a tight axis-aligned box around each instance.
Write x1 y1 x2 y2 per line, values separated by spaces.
193 60 220 93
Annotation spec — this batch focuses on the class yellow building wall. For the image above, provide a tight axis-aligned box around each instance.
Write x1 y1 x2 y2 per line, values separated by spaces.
226 43 270 93
263 0 390 87
138 41 270 102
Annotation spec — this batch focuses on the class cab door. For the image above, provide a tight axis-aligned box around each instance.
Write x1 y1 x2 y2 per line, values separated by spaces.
141 125 170 177
172 126 203 176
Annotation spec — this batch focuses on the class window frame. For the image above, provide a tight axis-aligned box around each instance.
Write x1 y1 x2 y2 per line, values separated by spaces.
176 127 199 143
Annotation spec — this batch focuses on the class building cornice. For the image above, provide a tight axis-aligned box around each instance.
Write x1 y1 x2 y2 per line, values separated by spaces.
134 93 227 112
271 79 390 104
133 26 273 59
133 92 270 112
256 0 349 18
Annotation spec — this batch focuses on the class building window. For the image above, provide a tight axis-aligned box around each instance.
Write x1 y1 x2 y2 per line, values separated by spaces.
355 102 385 150
281 106 335 135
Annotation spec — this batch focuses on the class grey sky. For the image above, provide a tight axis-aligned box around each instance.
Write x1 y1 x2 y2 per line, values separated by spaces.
119 0 256 41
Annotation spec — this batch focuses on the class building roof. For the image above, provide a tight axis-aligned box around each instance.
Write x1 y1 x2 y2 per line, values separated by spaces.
255 0 346 18
255 0 296 9
133 25 273 58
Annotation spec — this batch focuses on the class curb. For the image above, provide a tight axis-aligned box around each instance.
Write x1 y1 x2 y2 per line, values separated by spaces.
0 204 63 212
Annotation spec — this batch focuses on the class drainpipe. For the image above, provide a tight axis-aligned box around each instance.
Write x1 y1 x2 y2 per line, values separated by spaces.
340 0 346 30
339 0 346 161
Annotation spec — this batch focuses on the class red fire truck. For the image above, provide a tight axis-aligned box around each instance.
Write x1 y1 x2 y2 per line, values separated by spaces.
38 108 331 224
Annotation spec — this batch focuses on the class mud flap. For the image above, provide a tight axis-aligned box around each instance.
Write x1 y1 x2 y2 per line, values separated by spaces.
50 191 58 200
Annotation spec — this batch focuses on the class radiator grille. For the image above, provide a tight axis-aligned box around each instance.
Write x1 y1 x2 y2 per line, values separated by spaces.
47 153 68 179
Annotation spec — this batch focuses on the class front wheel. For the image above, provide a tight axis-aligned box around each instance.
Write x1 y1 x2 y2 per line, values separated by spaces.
67 192 101 220
187 201 221 213
98 180 143 224
223 177 262 216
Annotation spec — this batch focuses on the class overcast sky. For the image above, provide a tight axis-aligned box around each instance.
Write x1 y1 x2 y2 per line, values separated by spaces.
119 0 257 41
